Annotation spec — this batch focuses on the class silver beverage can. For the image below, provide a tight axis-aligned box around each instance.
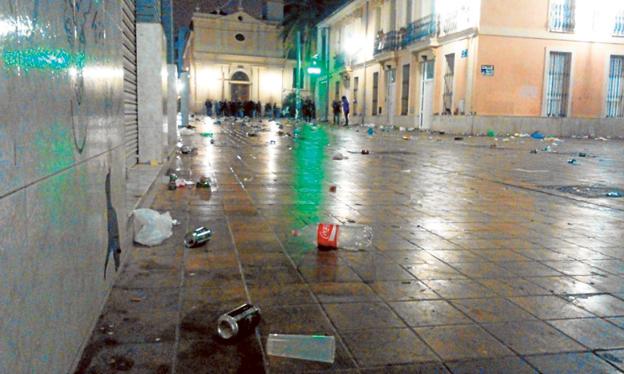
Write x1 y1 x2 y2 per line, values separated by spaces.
217 304 261 340
184 227 212 248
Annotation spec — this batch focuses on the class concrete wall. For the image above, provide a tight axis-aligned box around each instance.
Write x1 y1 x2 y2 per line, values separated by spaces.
432 115 624 138
0 2 128 373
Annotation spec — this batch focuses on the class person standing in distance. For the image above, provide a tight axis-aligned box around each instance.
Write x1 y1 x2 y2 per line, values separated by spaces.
341 96 350 127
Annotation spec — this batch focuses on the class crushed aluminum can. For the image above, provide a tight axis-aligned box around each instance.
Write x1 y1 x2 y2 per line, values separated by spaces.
217 304 261 340
196 176 212 189
168 180 177 190
184 227 212 248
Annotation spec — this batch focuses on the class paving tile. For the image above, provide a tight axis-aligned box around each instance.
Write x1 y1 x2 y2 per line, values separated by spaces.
450 298 537 323
342 328 437 366
176 335 264 374
248 283 316 306
360 362 450 373
351 262 416 282
416 325 513 361
596 350 624 371
478 278 548 297
527 276 601 295
570 294 624 317
446 356 537 374
310 282 381 303
525 352 620 374
423 280 497 299
324 303 406 330
297 264 363 283
265 334 356 373
74 341 173 374
508 295 595 319
370 280 440 302
404 263 467 280
497 261 563 277
258 304 335 336
482 321 585 355
549 318 624 350
390 300 472 327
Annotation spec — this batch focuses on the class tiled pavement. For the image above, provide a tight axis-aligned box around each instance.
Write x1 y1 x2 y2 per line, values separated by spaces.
76 119 624 373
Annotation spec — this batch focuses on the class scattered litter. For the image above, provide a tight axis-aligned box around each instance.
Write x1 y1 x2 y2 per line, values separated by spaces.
367 128 375 136
487 130 496 137
180 128 195 136
401 169 411 173
329 185 337 193
184 227 212 248
578 152 587 157
399 127 406 132
296 223 373 251
402 135 411 141
361 149 370 155
196 176 212 189
596 137 608 141
200 132 213 138
543 146 553 152
454 137 464 141
247 132 258 137
516 133 530 138
568 159 578 165
267 334 336 364
530 131 545 140
606 191 623 198
217 304 261 340
489 144 497 149
175 178 194 188
130 297 143 303
332 152 347 160
530 149 538 154
180 145 197 155
133 209 175 246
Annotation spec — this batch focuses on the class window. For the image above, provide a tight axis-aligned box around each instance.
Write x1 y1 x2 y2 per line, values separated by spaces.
231 71 249 81
615 9 624 37
443 54 455 114
335 81 340 100
235 33 245 42
372 72 379 115
545 51 572 117
401 64 410 115
292 68 297 88
424 59 435 80
549 0 575 33
606 56 624 118
406 0 413 26
375 7 382 33
353 77 359 115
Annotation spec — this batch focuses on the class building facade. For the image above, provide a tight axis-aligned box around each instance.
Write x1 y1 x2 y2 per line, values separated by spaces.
184 1 299 114
315 0 624 136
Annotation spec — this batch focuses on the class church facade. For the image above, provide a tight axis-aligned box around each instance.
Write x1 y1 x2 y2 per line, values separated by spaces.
183 1 299 113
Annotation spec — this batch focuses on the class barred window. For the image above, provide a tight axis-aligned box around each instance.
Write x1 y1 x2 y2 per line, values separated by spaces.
545 51 572 117
372 72 379 116
606 56 624 118
401 64 410 116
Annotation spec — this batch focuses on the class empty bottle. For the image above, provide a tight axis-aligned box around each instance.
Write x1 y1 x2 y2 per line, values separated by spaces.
266 334 335 363
293 224 373 251
217 304 261 340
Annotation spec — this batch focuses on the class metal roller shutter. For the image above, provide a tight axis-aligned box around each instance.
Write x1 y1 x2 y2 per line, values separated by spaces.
122 0 139 168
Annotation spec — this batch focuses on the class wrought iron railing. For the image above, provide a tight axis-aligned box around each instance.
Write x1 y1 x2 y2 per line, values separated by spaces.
615 11 624 36
373 31 399 56
549 2 575 33
401 14 437 48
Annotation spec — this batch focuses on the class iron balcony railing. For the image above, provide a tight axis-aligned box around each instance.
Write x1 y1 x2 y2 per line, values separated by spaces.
401 14 437 48
373 30 399 56
549 2 575 33
615 11 624 36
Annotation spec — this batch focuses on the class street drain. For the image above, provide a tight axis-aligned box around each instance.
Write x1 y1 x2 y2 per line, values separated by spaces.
546 185 623 198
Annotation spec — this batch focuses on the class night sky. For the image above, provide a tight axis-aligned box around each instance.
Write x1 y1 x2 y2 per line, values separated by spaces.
174 0 263 30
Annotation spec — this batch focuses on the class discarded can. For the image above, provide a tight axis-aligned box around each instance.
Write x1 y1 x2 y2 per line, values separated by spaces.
184 227 212 248
578 152 587 157
454 136 464 141
530 149 538 154
568 159 578 165
329 185 337 193
181 146 193 154
361 149 370 155
168 180 177 191
196 176 212 189
606 191 622 198
217 304 261 340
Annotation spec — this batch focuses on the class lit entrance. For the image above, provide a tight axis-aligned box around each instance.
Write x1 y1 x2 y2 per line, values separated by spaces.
230 71 250 101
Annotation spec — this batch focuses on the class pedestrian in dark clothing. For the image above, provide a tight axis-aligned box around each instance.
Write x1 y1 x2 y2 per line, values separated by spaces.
341 96 350 127
332 99 341 125
205 99 213 117
265 103 272 118
256 101 262 117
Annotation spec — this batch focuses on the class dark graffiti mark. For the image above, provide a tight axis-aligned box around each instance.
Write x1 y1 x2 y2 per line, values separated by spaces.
104 171 121 279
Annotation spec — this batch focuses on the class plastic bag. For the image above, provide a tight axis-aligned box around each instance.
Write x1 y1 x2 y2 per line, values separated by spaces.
133 209 174 246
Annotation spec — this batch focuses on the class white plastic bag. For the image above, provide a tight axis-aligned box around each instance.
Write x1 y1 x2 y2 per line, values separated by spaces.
133 209 174 246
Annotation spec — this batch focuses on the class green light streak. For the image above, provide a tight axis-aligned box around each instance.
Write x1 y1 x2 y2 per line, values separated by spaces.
2 48 86 72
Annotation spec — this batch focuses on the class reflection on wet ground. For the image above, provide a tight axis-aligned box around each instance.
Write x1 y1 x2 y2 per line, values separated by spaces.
77 118 624 373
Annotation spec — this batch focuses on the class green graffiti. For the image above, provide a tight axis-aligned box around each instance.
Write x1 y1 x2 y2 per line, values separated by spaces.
33 122 75 174
2 48 86 72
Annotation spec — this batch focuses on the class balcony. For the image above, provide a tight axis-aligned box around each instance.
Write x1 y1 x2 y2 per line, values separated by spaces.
401 14 437 48
374 31 399 56
549 3 575 33
615 12 624 37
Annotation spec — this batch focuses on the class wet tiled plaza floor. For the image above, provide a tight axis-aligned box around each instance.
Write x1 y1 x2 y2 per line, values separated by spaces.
77 119 624 373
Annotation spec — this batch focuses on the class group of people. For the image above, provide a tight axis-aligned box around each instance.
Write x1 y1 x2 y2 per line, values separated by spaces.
204 99 281 118
332 96 350 126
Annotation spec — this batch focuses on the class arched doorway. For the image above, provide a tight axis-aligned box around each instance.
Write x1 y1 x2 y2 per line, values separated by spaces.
230 71 250 101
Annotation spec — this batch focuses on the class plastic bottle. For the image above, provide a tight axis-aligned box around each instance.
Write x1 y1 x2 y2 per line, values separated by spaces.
293 224 373 251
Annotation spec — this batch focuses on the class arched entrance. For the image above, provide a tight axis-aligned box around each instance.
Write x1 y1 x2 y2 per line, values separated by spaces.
230 71 250 101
